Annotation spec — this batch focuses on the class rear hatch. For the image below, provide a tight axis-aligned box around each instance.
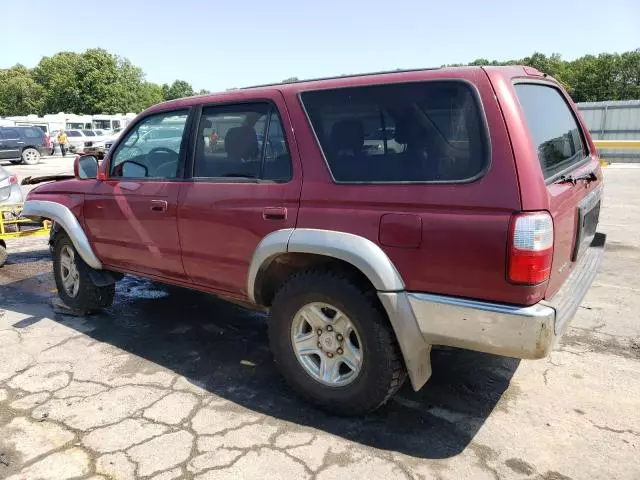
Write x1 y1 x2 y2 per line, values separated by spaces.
514 82 603 298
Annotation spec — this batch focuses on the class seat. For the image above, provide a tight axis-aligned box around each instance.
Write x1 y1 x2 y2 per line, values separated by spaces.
329 120 367 181
221 126 261 178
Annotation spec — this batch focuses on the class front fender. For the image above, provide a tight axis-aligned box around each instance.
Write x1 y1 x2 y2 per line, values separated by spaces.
22 200 102 270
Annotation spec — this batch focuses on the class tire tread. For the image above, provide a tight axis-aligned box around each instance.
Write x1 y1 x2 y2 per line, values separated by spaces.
269 268 406 415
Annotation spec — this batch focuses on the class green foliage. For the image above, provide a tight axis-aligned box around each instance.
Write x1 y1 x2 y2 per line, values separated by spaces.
164 80 194 100
1 48 638 117
444 50 640 102
2 49 198 116
0 65 45 116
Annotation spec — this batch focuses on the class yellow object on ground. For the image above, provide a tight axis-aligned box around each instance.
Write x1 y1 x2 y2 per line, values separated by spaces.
0 203 51 267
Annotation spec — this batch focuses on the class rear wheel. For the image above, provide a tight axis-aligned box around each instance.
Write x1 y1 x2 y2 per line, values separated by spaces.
22 148 40 165
53 233 114 312
269 269 406 415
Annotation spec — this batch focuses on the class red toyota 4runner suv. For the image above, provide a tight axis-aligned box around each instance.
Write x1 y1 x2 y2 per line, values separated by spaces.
23 66 605 415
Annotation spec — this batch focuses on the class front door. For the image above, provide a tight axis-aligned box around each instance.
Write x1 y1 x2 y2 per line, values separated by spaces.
178 98 302 297
83 109 191 281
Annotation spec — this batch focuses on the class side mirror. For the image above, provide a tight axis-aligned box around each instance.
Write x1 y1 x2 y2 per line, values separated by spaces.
74 155 98 180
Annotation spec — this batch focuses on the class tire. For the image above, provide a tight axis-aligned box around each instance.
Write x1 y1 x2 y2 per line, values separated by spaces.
22 148 41 165
53 233 115 312
269 269 406 415
0 242 7 268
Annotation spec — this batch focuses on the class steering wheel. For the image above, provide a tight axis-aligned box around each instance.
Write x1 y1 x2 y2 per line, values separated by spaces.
149 147 179 178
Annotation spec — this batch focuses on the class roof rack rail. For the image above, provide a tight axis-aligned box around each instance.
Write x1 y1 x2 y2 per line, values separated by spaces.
240 66 442 90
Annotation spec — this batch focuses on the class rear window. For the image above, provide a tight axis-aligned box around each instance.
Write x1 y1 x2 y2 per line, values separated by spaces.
515 84 586 180
67 131 82 137
300 81 488 182
23 127 44 138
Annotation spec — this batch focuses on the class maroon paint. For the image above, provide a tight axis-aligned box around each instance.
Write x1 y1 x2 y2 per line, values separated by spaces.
26 66 601 307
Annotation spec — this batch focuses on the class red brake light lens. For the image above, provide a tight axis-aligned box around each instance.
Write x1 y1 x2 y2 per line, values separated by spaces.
508 212 554 285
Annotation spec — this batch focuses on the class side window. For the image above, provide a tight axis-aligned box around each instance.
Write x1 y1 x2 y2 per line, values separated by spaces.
193 103 292 182
262 110 292 181
515 84 586 180
301 81 488 182
24 127 43 138
2 129 20 140
110 110 188 179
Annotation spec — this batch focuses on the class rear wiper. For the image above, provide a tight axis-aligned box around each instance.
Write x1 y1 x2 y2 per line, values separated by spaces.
556 172 597 186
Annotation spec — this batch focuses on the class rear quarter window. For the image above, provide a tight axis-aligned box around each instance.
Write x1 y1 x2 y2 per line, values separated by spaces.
24 127 44 138
300 81 488 183
515 83 587 180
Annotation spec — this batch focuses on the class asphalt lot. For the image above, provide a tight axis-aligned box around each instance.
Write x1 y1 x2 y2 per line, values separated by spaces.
0 159 639 479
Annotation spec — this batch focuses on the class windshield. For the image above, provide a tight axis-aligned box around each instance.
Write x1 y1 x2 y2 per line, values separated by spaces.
83 130 96 136
93 120 112 130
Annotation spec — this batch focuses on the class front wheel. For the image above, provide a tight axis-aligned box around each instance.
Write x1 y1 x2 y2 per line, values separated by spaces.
22 148 41 165
0 241 7 267
53 234 115 312
269 270 406 415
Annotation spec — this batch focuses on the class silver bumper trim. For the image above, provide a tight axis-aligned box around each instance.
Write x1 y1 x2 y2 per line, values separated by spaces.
382 234 606 389
406 233 606 360
408 293 555 359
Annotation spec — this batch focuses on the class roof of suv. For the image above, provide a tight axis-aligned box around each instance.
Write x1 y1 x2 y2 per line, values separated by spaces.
147 65 545 116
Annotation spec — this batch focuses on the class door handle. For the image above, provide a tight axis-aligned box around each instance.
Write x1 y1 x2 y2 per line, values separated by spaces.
150 200 168 212
262 207 287 220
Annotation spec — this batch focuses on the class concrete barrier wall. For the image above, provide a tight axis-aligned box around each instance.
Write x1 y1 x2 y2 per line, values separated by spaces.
578 100 640 162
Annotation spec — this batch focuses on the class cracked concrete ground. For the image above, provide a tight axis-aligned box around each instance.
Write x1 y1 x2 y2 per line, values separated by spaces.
0 161 639 479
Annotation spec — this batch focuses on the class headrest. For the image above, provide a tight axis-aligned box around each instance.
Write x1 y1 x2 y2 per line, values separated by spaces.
393 117 412 144
330 120 364 153
225 126 259 160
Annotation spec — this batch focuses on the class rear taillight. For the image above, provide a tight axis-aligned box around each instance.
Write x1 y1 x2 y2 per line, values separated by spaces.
508 212 554 285
8 175 18 185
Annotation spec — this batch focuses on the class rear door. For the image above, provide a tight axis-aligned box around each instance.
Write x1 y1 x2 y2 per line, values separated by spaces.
513 82 603 297
177 94 301 298
0 128 22 160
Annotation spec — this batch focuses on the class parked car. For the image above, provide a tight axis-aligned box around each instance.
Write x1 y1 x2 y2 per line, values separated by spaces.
23 66 605 415
0 165 22 204
87 129 124 156
63 129 87 154
363 127 404 154
0 126 47 165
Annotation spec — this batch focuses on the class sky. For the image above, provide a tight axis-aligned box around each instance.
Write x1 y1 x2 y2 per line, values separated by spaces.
1 0 638 93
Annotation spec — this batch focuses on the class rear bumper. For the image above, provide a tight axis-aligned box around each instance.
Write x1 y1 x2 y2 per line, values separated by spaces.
379 233 605 391
409 232 606 359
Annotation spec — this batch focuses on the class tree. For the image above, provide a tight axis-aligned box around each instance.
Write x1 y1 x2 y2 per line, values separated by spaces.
0 65 45 116
1 47 638 117
164 80 194 100
32 51 84 113
135 82 165 111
